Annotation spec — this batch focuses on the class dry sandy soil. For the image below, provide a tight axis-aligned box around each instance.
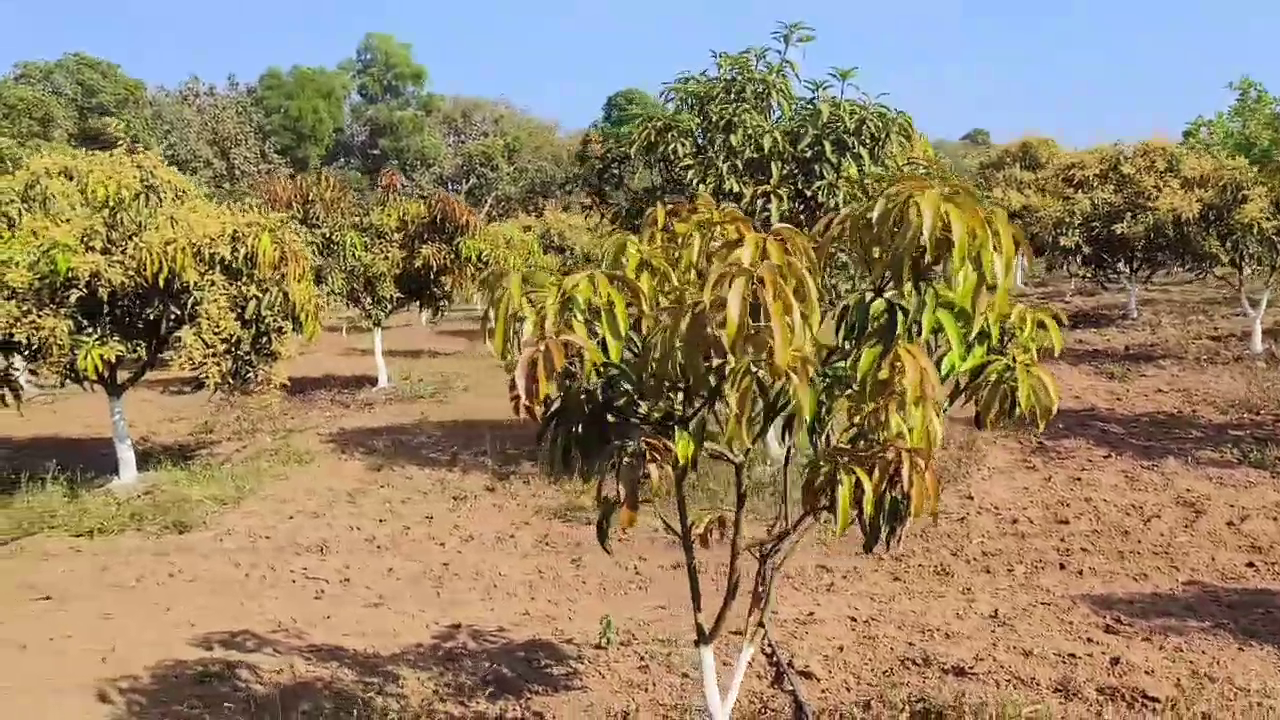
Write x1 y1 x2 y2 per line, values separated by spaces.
2 280 1280 719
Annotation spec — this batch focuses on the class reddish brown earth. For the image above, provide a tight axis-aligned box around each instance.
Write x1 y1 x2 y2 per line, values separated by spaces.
2 281 1280 719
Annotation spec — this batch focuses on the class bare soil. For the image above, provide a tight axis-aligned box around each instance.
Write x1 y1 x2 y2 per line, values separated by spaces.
3 281 1280 719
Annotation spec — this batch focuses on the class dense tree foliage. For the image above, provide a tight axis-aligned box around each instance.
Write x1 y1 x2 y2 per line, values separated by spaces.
3 53 154 151
430 96 576 220
628 22 921 230
253 64 351 172
150 75 283 198
1033 141 1217 318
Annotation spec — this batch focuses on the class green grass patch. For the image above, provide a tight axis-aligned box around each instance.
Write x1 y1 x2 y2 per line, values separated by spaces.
0 439 313 543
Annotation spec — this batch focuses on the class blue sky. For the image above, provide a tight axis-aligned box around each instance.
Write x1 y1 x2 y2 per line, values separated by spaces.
2 0 1277 148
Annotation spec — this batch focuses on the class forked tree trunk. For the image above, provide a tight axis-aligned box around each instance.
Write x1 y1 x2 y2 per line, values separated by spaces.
697 642 757 720
107 393 140 488
373 325 391 388
1243 287 1271 355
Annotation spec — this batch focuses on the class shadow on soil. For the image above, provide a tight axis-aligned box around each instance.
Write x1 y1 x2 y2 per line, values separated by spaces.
342 347 454 360
140 374 386 398
1061 304 1128 330
1080 582 1280 650
1058 344 1171 368
326 417 539 476
0 435 213 495
1047 407 1278 469
285 374 381 397
99 624 582 719
434 326 485 345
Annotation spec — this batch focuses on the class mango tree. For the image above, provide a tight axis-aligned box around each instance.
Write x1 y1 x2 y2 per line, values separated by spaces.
0 148 320 486
1185 153 1280 354
1183 75 1280 353
337 182 478 387
1039 141 1216 319
480 173 1062 717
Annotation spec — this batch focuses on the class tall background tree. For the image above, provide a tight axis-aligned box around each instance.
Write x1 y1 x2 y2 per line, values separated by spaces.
339 32 443 180
428 96 577 221
2 52 154 152
252 64 351 172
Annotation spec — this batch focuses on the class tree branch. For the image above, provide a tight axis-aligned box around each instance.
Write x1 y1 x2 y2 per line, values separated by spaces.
707 461 748 642
673 462 711 644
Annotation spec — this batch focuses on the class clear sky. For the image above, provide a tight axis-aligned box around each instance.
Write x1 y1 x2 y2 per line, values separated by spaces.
2 0 1277 149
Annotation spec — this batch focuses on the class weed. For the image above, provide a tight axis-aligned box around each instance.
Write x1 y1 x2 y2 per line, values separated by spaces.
1233 440 1280 475
1096 361 1133 384
393 369 466 402
0 438 312 543
596 614 618 650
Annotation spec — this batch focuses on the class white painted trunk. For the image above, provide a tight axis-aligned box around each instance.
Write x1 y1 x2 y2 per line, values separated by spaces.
699 643 725 719
695 641 755 720
721 642 756 717
1014 254 1028 290
1125 283 1139 319
1247 289 1270 355
763 417 786 466
420 309 429 326
107 394 139 487
373 325 391 388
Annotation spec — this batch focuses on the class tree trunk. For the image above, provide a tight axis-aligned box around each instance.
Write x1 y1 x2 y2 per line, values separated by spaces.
1014 254 1028 290
1124 282 1139 320
373 325 391 388
1247 288 1271 355
699 643 726 720
107 393 140 487
721 641 757 717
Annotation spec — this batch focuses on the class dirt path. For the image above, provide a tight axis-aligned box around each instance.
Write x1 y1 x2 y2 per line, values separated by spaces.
3 285 1280 718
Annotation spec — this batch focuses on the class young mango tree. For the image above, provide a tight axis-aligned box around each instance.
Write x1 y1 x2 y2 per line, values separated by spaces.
480 174 1063 717
338 185 479 387
1041 141 1217 319
0 148 320 486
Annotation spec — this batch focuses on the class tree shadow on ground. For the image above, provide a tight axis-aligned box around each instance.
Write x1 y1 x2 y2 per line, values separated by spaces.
286 374 379 397
138 376 213 396
1046 407 1278 469
325 417 539 477
141 374 393 400
0 435 213 495
1061 304 1128 330
342 347 453 360
98 624 582 719
1058 344 1170 368
1080 582 1280 650
434 326 485 345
